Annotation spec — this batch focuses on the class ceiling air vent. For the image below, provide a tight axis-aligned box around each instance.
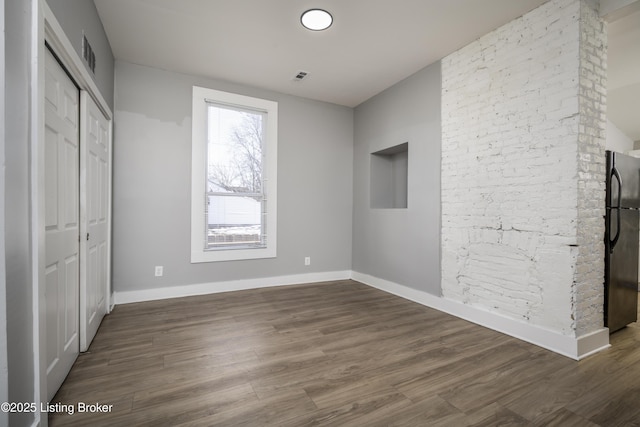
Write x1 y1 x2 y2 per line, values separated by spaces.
82 34 96 74
293 70 309 82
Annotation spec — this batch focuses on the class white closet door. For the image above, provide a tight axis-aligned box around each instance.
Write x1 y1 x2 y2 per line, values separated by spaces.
80 92 110 352
44 48 80 401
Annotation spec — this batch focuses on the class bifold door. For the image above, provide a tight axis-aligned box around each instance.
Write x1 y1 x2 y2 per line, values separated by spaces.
80 92 110 352
44 47 81 401
44 47 112 400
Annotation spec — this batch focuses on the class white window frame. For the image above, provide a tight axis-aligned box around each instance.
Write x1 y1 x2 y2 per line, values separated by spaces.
191 86 277 263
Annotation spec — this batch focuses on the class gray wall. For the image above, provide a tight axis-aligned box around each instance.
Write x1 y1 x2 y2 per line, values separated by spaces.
113 61 353 292
46 0 115 110
5 0 36 425
0 1 8 425
352 62 441 294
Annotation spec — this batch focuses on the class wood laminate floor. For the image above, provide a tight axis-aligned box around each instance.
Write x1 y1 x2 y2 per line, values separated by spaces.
49 280 640 426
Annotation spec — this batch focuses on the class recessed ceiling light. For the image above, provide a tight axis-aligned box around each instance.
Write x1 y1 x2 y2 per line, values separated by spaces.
301 9 333 31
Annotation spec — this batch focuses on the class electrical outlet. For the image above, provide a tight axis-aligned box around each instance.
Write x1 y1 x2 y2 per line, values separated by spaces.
155 266 163 277
304 257 311 266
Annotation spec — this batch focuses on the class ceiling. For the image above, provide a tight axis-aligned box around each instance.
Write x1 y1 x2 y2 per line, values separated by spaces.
93 0 548 107
94 0 638 140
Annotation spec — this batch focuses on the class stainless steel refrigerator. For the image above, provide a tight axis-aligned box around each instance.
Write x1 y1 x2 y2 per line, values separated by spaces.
605 150 640 333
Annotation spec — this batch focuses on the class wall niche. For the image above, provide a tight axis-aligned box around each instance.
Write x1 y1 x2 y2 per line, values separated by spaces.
370 142 408 209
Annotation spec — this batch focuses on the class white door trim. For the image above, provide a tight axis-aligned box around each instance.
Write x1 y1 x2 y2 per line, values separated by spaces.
32 1 113 423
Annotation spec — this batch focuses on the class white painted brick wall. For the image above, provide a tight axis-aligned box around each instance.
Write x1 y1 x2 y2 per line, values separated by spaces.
442 0 606 337
575 0 607 336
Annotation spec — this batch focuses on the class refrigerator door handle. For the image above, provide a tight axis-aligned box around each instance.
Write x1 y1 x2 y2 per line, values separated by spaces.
610 167 622 253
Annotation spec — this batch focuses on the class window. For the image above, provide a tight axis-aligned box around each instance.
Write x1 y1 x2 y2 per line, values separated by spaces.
191 86 277 263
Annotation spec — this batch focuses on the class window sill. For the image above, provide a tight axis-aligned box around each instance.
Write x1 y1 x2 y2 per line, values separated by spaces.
190 246 276 263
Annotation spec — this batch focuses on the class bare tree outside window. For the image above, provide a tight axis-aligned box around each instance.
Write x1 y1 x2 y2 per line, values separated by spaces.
208 112 263 195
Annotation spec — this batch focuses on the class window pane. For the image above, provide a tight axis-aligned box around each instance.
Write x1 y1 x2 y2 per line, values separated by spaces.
206 103 266 250
207 104 264 194
207 194 264 248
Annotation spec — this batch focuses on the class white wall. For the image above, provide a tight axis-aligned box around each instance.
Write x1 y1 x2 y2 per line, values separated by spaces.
441 0 606 337
112 61 354 296
606 119 634 152
574 0 608 337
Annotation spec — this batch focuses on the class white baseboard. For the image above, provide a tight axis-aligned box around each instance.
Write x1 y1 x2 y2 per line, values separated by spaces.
351 271 610 360
114 270 352 305
576 328 611 359
113 269 610 360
